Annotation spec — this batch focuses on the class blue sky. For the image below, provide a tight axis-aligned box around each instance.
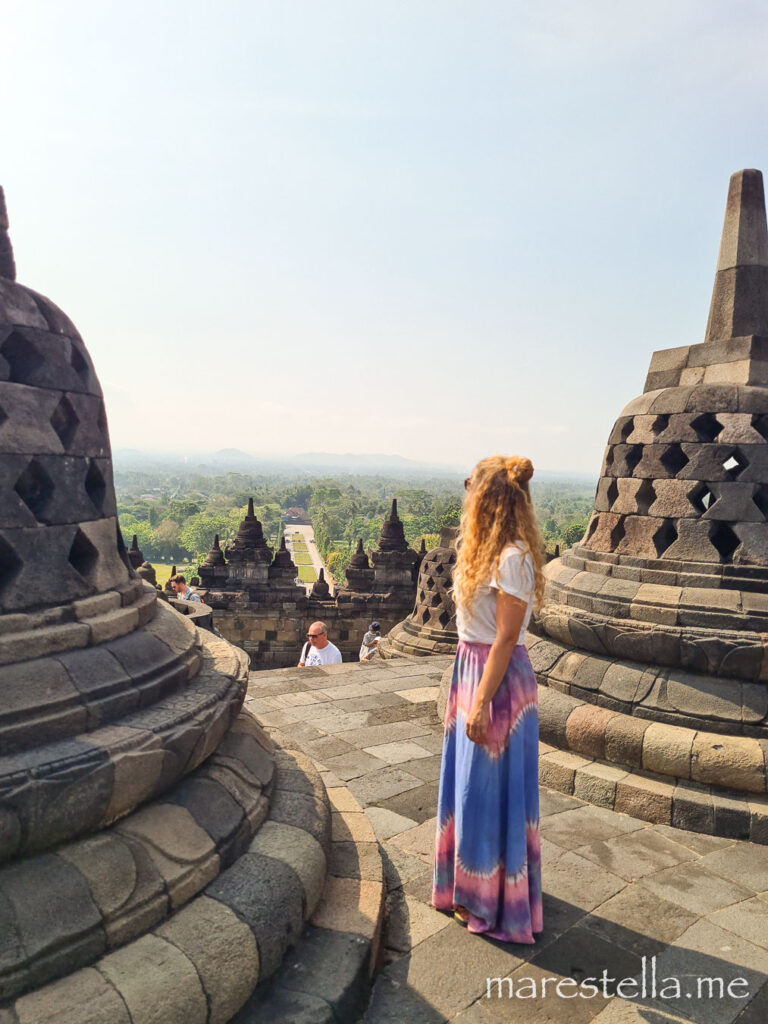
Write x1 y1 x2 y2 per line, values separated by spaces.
3 1 768 472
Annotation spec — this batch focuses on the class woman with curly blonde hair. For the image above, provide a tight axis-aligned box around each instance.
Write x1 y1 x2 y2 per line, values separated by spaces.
432 454 545 943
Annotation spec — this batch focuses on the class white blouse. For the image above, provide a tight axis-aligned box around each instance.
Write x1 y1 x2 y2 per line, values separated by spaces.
455 542 535 646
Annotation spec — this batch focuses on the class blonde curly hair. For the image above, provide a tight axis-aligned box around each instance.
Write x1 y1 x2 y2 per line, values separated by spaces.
452 455 545 614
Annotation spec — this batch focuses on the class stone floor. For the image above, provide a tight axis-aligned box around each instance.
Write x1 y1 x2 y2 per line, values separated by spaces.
246 656 768 1024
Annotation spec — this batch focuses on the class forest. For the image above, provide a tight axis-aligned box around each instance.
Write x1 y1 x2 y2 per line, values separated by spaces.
115 467 596 586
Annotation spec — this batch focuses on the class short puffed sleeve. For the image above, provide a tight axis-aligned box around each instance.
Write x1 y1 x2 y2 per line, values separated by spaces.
494 547 534 600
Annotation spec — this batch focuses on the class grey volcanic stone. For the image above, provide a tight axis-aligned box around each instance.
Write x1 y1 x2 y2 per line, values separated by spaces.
207 851 304 979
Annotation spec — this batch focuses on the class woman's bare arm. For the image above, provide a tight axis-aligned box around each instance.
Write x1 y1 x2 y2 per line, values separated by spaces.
465 590 527 744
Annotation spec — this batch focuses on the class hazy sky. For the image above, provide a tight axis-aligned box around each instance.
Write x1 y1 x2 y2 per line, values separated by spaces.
3 1 768 472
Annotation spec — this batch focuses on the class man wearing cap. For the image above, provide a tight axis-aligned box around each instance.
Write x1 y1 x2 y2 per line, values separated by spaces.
359 621 382 662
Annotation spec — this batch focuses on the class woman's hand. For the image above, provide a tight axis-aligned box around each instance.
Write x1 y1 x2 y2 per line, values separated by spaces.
465 700 490 744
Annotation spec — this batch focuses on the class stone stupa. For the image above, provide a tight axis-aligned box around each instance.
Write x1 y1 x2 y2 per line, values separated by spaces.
528 169 768 840
0 188 331 1018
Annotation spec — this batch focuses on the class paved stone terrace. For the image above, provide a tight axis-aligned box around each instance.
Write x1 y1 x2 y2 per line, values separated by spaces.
246 657 768 1024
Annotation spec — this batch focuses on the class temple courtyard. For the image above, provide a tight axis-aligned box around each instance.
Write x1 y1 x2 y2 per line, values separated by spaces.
246 655 768 1024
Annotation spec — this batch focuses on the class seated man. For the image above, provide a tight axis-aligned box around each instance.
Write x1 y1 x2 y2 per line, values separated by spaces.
169 574 202 603
298 621 342 667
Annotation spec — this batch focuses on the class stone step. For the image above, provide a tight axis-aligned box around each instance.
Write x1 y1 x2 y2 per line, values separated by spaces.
0 734 332 1022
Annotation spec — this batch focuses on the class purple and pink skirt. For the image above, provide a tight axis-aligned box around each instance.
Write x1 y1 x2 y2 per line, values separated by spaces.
432 640 543 943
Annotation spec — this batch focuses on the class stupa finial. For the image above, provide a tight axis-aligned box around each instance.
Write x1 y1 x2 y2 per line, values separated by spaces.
705 168 768 342
0 186 16 281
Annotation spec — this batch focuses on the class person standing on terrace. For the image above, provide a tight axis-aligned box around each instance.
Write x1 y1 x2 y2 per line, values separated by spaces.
298 621 342 667
432 455 545 943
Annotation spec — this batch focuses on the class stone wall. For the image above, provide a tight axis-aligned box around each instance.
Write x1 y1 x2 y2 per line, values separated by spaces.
207 590 413 668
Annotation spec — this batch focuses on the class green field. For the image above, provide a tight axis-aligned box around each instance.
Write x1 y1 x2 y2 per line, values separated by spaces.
296 564 317 583
153 563 196 587
292 554 313 566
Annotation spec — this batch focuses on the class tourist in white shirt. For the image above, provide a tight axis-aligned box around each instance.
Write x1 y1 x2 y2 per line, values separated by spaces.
298 621 342 667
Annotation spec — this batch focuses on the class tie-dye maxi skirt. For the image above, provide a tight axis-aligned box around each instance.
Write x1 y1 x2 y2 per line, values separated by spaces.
432 640 543 943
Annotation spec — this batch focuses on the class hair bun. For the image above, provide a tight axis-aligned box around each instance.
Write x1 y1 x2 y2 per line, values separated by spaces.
506 456 534 485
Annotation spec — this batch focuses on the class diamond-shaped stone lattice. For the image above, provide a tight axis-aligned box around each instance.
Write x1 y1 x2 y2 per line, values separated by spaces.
691 413 724 443
660 445 689 476
753 485 768 519
70 344 89 381
50 395 79 448
625 445 643 474
722 450 748 480
635 478 656 516
1 331 43 384
710 522 739 561
690 483 716 515
653 519 678 556
68 528 99 580
609 517 626 548
0 534 22 598
651 414 669 436
752 413 768 443
84 460 106 514
14 460 55 521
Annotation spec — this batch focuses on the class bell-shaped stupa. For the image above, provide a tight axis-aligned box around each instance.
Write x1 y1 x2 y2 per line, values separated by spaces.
530 170 768 841
0 188 331 1017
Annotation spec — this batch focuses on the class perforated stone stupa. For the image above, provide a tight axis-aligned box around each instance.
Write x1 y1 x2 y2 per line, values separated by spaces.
527 170 768 839
381 527 458 657
0 188 333 1019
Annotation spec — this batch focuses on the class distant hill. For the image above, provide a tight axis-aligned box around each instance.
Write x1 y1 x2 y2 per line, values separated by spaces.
112 448 596 483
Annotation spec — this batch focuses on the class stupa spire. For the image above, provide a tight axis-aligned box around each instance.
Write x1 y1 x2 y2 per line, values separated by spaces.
0 186 16 281
705 168 768 342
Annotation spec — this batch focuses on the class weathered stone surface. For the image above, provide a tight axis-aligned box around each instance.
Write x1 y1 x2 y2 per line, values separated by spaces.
116 803 219 908
249 820 327 914
207 851 304 979
691 732 765 792
156 895 260 1024
98 933 208 1024
13 966 131 1024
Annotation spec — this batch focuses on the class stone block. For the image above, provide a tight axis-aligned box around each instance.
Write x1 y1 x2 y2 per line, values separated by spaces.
207 851 304 979
710 787 752 839
571 655 611 691
14 966 132 1024
0 621 90 667
163 776 247 860
748 792 768 843
249 820 327 915
268 791 330 853
86 725 165 823
0 658 87 754
116 803 219 908
573 762 627 808
564 704 617 759
311 876 384 941
646 345 691 373
537 685 579 746
332 811 377 843
58 831 167 949
538 749 593 794
642 721 693 778
671 777 715 834
599 661 652 704
98 933 208 1024
87 606 140 645
614 771 674 824
690 732 765 792
156 895 260 1024
0 851 104 992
